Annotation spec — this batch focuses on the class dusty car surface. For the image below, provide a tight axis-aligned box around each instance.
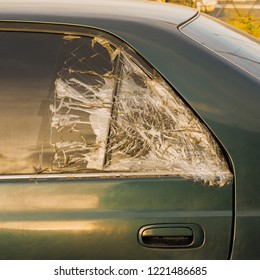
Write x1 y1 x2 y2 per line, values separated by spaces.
0 0 259 259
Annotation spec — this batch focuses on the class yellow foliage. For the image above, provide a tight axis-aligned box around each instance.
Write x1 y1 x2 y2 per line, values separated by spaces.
228 17 260 38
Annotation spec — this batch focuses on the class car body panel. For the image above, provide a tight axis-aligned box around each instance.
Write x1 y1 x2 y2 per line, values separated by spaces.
0 0 259 259
0 178 232 259
0 0 197 26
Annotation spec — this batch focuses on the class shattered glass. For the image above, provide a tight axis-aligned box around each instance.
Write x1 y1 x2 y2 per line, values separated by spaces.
49 35 232 186
50 37 115 171
105 54 232 186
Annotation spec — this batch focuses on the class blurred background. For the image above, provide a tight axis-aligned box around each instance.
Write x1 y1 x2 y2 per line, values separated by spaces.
154 0 260 38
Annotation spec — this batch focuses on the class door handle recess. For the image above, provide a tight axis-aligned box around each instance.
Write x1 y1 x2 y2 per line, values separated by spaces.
138 224 204 249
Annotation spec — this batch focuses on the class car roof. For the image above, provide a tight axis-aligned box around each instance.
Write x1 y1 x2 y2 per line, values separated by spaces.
0 0 197 26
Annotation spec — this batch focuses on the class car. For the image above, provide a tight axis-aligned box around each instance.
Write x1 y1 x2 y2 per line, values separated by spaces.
0 0 259 260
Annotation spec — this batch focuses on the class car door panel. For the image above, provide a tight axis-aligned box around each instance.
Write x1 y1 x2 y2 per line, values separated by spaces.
0 23 233 260
0 178 232 259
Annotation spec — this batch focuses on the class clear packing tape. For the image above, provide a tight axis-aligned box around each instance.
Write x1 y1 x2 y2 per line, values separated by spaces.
49 36 233 186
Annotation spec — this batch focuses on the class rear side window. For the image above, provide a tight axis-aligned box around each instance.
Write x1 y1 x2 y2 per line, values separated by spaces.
0 29 232 186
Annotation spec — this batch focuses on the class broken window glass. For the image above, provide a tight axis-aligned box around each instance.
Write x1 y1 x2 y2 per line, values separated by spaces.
48 34 232 186
0 31 232 186
106 53 232 186
49 36 115 171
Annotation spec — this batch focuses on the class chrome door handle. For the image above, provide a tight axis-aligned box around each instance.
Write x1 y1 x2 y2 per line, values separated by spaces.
138 224 204 248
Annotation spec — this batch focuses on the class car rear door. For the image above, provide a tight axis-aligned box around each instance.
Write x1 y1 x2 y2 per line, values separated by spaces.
0 23 233 259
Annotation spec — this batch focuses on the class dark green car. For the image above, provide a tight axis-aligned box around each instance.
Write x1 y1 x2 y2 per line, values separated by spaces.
0 0 259 259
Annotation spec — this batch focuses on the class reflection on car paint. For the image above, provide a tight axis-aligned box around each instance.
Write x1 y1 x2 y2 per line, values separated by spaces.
181 14 260 80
